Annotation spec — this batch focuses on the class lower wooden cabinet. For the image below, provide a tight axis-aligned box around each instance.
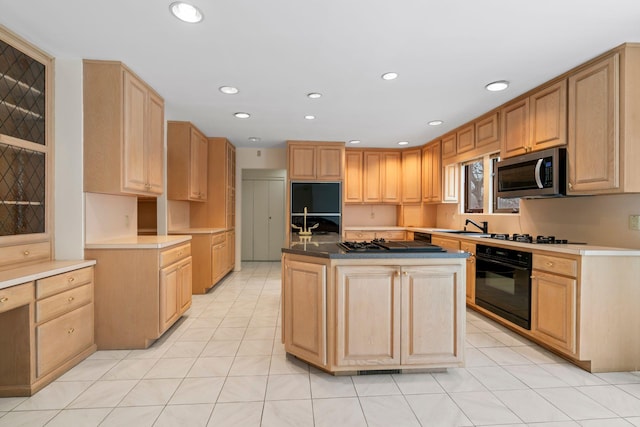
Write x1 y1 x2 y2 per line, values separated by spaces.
460 241 476 305
343 229 405 241
160 257 192 333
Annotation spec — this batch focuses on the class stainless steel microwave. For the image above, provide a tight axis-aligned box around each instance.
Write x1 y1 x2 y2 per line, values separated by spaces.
495 147 566 198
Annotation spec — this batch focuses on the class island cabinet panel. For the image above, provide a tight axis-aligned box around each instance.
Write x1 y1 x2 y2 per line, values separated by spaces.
283 259 327 367
401 265 464 366
335 266 400 366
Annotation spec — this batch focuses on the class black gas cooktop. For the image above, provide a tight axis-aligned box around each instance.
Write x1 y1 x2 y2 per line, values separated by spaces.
490 233 586 245
338 239 446 253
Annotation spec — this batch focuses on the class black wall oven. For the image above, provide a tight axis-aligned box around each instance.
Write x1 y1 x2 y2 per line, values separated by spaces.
475 244 532 330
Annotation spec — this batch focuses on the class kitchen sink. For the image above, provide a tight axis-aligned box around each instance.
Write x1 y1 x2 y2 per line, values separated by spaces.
440 230 491 237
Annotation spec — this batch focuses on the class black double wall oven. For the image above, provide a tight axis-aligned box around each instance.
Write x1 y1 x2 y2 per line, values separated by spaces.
475 244 532 330
290 182 341 238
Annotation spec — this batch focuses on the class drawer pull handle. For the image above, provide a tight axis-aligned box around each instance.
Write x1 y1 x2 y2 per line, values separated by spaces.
68 297 75 302
67 328 75 334
546 262 554 267
68 277 75 282
23 250 30 256
0 297 8 303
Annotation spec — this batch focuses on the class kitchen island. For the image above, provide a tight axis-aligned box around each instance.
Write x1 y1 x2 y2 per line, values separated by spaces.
281 239 468 374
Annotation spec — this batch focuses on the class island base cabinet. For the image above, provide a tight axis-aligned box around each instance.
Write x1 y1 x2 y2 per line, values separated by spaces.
401 266 464 366
335 266 400 367
283 259 327 367
160 257 192 334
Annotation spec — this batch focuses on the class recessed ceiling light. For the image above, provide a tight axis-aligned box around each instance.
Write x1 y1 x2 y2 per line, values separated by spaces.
307 92 322 99
428 120 444 126
485 80 510 92
234 112 250 119
304 115 315 120
219 86 239 95
398 141 409 146
248 137 260 142
349 140 361 144
381 72 398 80
169 2 203 23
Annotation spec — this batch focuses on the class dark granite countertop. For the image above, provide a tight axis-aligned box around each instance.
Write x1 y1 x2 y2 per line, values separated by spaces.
282 239 469 259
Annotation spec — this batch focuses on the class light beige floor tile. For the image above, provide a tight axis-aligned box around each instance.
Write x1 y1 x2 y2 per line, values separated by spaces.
504 364 569 388
405 393 473 427
488 330 532 347
467 366 528 391
201 340 240 357
118 378 181 406
187 356 234 377
313 397 367 427
596 372 640 384
310 372 357 398
261 399 314 427
432 368 487 393
212 327 246 341
360 395 421 427
464 347 498 367
169 377 225 404
155 403 214 427
87 350 131 360
579 419 636 427
619 383 640 399
466 332 506 348
237 339 274 356
480 346 535 365
266 374 311 400
176 327 216 342
450 391 521 425
0 410 58 427
143 357 196 378
99 406 163 427
56 359 119 381
100 358 158 380
14 381 93 410
0 397 26 412
220 316 251 328
494 389 571 423
228 355 271 376
44 408 111 427
269 354 309 375
217 376 268 402
208 401 263 426
536 387 617 420
539 363 607 386
392 373 444 395
162 340 207 358
577 385 640 417
68 380 138 408
627 417 640 426
512 344 568 364
244 327 276 340
352 374 402 396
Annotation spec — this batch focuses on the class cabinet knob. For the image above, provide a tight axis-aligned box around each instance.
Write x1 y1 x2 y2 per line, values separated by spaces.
403 271 408 276
68 297 75 302
530 275 536 279
67 328 75 334
568 182 573 190
68 277 75 283
546 261 554 267
23 250 30 256
0 297 8 303
395 271 400 276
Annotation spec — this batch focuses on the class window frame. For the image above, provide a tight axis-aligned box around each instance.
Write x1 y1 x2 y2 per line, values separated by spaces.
463 158 484 214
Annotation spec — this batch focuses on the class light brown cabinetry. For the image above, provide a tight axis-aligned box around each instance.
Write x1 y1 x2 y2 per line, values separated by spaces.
567 45 640 195
363 151 401 203
167 121 208 201
343 229 405 241
441 133 457 159
460 241 476 305
431 235 461 251
501 80 567 158
86 242 192 349
442 164 459 203
422 141 442 203
83 60 164 196
287 141 344 181
344 150 363 203
283 258 327 368
401 149 422 202
0 264 96 397
475 112 500 148
456 124 476 154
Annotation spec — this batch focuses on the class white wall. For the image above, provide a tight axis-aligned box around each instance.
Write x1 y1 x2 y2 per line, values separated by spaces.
54 58 85 259
85 193 137 243
236 147 287 269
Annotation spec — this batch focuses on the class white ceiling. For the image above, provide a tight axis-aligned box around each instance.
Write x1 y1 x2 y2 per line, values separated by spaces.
2 0 640 149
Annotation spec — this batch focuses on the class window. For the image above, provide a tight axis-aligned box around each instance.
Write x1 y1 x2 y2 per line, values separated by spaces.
463 159 484 213
491 157 520 213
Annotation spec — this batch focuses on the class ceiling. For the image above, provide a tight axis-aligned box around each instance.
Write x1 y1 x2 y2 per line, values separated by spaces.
2 1 640 149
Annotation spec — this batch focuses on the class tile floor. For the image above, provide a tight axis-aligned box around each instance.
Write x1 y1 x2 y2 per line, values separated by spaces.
2 261 640 426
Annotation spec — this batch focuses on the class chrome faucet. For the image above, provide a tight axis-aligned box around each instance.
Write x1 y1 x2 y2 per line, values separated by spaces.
464 219 488 234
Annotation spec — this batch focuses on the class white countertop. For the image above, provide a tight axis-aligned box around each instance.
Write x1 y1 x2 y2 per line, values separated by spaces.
84 235 192 249
0 260 97 291
169 228 227 235
407 227 640 256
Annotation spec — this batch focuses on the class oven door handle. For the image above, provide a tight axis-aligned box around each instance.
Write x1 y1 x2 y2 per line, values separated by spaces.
476 256 531 271
534 158 544 189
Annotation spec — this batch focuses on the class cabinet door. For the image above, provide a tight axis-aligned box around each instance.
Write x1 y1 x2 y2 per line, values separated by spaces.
159 262 180 332
189 128 208 200
146 91 164 195
363 152 381 202
530 80 567 152
212 241 227 283
401 149 422 202
288 145 316 180
283 259 326 367
226 230 235 272
381 152 401 203
456 124 475 154
179 258 192 313
335 266 400 366
441 134 456 159
476 112 500 148
531 270 577 355
317 146 343 180
122 71 148 193
431 236 460 251
422 142 442 202
501 98 530 158
344 150 363 203
460 242 476 305
443 163 459 203
401 265 464 365
567 54 619 193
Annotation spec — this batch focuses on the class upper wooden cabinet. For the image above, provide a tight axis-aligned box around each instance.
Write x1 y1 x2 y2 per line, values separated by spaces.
287 141 344 181
441 133 457 159
421 141 442 203
83 60 164 196
475 112 500 148
456 124 475 154
344 149 363 203
567 45 640 195
401 148 421 203
167 121 208 202
501 80 567 159
441 112 500 163
363 151 401 203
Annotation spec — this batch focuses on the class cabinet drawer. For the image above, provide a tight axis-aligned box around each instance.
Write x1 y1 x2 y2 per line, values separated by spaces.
160 243 191 268
376 231 405 240
0 282 34 314
0 242 50 270
344 231 376 241
36 267 93 299
431 236 461 251
36 283 93 324
211 233 226 245
36 303 94 377
533 254 578 277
